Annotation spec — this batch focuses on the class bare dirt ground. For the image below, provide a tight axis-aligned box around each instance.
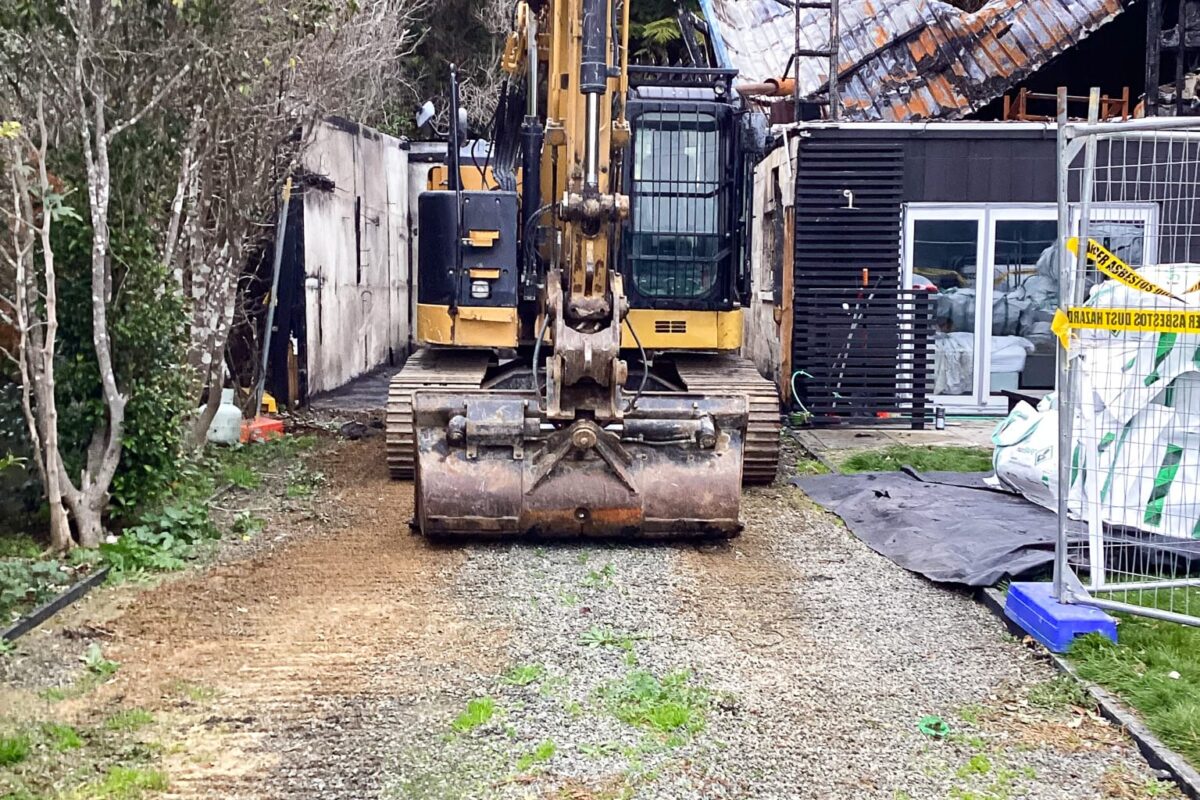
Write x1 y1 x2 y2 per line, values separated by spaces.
0 436 1182 799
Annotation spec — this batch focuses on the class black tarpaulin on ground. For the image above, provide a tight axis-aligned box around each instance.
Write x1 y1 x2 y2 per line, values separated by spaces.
793 470 1084 587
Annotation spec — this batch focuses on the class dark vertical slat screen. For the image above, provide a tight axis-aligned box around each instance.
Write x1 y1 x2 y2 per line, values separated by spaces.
791 137 932 427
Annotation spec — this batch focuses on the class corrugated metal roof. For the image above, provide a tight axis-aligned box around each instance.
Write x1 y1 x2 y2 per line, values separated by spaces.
702 0 1128 121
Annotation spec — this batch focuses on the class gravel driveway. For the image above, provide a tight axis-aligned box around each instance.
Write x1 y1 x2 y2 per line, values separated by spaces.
3 437 1178 799
377 484 1174 800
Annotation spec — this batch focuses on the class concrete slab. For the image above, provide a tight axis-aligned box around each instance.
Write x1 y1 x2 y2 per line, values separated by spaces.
309 364 401 412
793 419 996 459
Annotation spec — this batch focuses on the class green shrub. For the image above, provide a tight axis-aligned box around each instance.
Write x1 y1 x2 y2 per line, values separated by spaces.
50 216 190 523
100 504 218 576
0 558 72 618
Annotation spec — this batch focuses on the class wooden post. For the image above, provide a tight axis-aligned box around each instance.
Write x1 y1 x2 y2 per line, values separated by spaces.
1146 0 1162 116
780 204 795 405
1176 0 1188 116
287 343 300 408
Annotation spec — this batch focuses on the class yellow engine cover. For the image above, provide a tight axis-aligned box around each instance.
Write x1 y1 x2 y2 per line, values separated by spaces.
417 303 520 348
621 309 742 352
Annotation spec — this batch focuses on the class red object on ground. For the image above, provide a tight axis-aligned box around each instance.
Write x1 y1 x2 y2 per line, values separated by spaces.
241 416 284 444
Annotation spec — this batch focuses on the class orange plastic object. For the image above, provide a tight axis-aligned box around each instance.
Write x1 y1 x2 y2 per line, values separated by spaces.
241 416 284 443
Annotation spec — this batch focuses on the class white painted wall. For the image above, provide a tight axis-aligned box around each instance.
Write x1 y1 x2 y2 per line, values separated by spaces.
302 119 410 395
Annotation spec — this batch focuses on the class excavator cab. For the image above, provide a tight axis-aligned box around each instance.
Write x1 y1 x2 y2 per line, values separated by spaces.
620 67 750 352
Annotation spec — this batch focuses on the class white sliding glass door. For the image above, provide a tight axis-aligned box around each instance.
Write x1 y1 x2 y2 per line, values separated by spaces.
905 205 1058 410
905 203 1158 411
904 208 987 405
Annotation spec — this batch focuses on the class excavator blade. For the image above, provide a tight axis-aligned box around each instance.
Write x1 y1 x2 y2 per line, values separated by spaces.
412 391 747 538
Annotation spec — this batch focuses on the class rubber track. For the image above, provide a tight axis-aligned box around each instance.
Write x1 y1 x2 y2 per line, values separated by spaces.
385 349 490 480
672 354 782 485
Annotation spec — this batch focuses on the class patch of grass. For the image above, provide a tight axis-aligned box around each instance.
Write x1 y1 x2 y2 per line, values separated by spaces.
103 709 154 732
956 753 992 778
451 697 497 733
794 454 830 476
68 766 168 799
839 445 993 474
82 643 119 678
220 463 261 490
170 680 218 703
284 463 324 500
577 741 623 759
501 664 545 687
1070 607 1200 767
42 722 84 751
598 670 710 735
558 591 580 607
40 679 102 702
0 732 30 765
579 625 645 651
40 686 71 702
515 739 555 772
582 562 615 589
1025 675 1091 711
957 704 988 726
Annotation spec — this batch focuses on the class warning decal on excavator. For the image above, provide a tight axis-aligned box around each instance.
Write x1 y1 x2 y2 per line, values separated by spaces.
1053 306 1200 348
1065 237 1182 301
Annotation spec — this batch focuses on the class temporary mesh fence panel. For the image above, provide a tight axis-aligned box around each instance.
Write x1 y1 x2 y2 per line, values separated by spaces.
1056 114 1200 627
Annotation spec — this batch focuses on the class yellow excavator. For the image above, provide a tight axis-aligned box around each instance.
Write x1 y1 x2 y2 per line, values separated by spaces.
387 0 779 537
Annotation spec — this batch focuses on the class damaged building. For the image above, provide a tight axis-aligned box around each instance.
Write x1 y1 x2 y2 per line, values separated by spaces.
700 0 1200 420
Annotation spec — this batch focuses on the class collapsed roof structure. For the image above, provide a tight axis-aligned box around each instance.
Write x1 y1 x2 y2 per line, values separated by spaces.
700 0 1129 121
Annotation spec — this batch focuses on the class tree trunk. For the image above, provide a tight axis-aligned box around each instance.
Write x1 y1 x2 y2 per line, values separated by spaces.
7 106 75 554
189 387 222 450
47 489 73 553
71 24 128 546
61 485 105 548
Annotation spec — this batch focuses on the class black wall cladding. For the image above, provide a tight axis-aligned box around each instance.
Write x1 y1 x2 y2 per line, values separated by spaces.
791 137 928 425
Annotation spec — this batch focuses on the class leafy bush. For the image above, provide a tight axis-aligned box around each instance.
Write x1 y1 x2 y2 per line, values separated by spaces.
100 504 218 576
0 559 73 619
49 216 191 522
0 382 43 532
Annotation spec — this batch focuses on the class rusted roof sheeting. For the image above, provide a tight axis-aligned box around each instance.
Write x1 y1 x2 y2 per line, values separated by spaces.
704 0 1127 121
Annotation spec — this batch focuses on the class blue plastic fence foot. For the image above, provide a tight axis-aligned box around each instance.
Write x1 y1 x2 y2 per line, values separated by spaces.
1004 582 1118 653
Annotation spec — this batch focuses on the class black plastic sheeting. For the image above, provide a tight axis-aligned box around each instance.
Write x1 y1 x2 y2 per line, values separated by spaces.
793 470 1082 587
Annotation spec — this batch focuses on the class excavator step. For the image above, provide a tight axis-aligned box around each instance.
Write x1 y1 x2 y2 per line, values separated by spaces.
385 349 491 480
672 354 782 485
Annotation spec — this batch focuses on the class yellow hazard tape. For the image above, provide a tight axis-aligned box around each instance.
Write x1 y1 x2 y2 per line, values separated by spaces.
1053 306 1200 348
1066 237 1182 302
